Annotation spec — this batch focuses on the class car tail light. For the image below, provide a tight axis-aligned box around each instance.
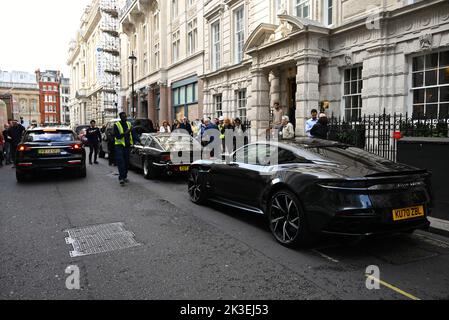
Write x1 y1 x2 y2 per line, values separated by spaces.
161 154 171 162
69 143 83 150
17 145 31 152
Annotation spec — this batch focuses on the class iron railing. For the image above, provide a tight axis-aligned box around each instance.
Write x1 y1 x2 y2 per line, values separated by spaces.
328 110 449 162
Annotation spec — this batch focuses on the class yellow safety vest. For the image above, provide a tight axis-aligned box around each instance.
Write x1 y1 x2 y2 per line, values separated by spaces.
115 121 133 146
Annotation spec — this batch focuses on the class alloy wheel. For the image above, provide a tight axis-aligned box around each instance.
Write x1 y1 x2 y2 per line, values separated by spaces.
269 192 301 244
188 170 203 203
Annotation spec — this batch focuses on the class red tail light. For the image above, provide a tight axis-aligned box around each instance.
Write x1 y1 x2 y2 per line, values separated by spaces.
17 145 31 152
70 143 83 150
161 154 171 162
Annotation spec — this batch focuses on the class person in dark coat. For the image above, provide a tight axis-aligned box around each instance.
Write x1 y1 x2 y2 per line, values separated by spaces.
8 120 25 166
310 113 329 140
85 120 102 165
179 117 193 136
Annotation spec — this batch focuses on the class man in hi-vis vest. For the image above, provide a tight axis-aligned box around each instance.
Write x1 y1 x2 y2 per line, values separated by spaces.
114 112 134 186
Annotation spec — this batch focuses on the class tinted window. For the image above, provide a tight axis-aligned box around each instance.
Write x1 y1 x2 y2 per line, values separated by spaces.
276 147 312 164
25 131 76 142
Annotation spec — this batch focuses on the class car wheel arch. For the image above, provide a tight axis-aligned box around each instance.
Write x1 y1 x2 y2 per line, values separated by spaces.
264 182 306 216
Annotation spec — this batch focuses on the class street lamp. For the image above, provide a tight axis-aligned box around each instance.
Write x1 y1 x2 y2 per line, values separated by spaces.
129 51 137 119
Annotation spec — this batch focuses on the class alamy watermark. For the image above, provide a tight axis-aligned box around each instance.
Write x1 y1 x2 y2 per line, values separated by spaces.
365 265 381 290
65 265 80 290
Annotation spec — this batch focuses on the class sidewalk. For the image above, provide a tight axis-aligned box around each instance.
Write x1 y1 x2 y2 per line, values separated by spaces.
428 217 449 238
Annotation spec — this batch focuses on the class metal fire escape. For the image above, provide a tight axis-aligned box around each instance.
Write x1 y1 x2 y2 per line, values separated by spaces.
99 0 120 121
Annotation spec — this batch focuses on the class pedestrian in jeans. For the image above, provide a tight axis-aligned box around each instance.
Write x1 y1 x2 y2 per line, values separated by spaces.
86 120 102 165
114 112 136 186
2 124 12 165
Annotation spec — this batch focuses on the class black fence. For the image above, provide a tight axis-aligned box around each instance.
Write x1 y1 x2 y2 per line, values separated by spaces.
328 110 449 162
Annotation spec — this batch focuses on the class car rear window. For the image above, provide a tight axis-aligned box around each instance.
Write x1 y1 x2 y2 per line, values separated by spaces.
25 131 76 143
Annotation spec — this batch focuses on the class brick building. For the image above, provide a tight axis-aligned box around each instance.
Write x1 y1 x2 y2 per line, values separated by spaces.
36 70 62 125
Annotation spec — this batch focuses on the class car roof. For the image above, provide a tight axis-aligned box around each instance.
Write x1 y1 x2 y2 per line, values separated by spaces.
27 127 74 132
279 137 350 148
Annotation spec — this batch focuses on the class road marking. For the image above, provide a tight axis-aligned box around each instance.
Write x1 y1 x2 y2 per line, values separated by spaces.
365 275 420 300
312 249 339 263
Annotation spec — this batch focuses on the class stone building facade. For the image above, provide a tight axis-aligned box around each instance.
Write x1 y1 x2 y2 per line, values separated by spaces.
118 0 206 126
201 0 449 138
75 0 449 137
0 71 40 126
68 0 121 127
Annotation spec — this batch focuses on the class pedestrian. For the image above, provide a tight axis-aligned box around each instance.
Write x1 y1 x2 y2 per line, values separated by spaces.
280 116 295 140
0 130 4 167
8 119 25 167
222 117 234 154
272 102 284 130
159 120 171 133
233 118 247 151
171 119 180 132
179 117 193 136
305 109 319 137
86 120 102 165
114 112 136 186
2 124 12 165
310 113 329 140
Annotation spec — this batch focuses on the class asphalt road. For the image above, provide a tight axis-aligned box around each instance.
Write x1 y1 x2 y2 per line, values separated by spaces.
0 159 448 300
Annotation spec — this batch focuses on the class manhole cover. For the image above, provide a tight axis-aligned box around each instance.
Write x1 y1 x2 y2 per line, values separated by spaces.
65 222 141 257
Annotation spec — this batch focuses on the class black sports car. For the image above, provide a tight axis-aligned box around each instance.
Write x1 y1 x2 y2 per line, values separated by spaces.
129 133 202 179
15 127 86 182
188 138 432 247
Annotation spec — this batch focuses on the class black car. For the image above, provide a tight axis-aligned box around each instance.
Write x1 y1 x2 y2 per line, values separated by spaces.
99 118 155 159
130 133 202 179
15 127 86 182
188 138 432 247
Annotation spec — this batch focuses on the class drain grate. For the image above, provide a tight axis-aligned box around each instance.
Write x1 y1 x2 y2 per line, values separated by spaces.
65 222 141 257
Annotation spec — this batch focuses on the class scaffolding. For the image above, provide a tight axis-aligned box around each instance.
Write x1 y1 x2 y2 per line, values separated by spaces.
95 0 120 122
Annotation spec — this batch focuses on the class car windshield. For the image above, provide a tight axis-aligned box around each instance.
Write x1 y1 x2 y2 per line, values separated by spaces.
155 135 201 151
25 131 76 142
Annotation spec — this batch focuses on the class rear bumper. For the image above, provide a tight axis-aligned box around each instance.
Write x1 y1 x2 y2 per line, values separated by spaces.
152 162 191 175
16 157 85 171
321 215 430 236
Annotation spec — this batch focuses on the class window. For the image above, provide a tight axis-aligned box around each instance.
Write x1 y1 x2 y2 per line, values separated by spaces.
323 0 333 26
211 21 221 71
187 19 198 55
214 94 223 117
154 11 160 33
236 89 247 121
154 43 160 70
343 66 363 120
295 0 310 19
172 30 180 63
171 0 179 19
234 6 245 64
412 51 449 119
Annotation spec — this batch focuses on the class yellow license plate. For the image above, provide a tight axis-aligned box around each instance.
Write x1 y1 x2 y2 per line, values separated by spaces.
392 206 425 221
179 166 190 172
38 149 60 155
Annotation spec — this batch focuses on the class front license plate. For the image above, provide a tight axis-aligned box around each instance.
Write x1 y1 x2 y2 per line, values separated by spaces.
38 149 60 155
179 166 190 172
392 205 425 221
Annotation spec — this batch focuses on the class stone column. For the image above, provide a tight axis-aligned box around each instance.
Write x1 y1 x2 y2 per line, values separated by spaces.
270 68 281 107
148 88 155 123
295 55 320 137
159 85 169 123
248 68 270 140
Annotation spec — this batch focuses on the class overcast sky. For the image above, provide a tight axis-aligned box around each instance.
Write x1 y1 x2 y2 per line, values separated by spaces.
0 0 92 77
